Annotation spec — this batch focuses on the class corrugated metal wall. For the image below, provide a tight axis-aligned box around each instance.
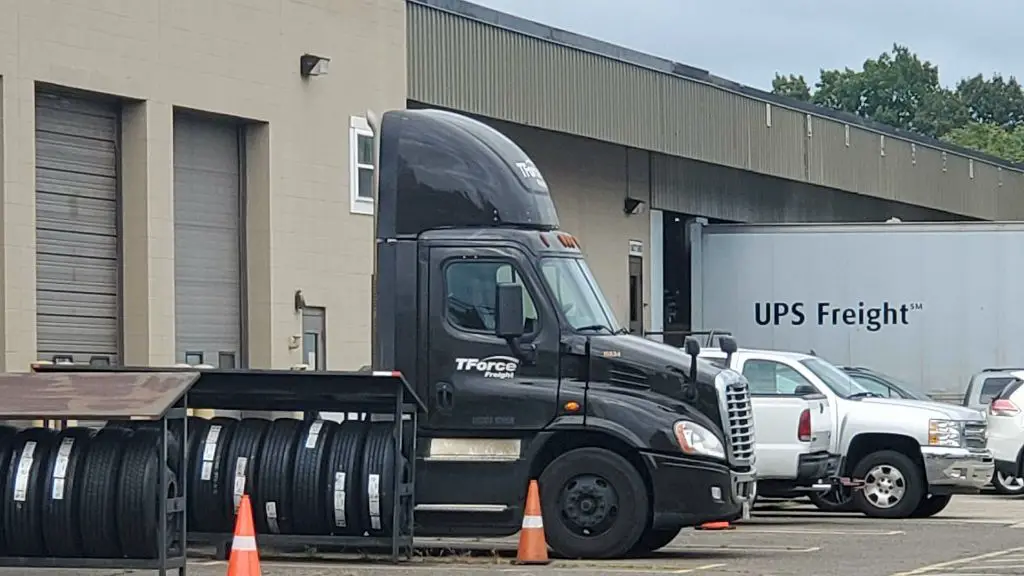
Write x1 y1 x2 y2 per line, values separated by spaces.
407 1 1024 221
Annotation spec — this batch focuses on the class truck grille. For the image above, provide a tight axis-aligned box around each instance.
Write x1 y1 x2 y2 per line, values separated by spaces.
963 422 987 450
723 381 755 463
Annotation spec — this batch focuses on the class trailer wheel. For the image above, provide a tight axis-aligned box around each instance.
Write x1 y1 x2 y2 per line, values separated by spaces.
909 494 952 518
539 447 648 559
850 450 925 519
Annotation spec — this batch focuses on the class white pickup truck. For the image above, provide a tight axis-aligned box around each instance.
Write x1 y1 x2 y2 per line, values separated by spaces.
702 347 993 519
698 347 840 500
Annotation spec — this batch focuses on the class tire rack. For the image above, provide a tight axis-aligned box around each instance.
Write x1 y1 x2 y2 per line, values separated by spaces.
36 365 427 562
0 368 193 576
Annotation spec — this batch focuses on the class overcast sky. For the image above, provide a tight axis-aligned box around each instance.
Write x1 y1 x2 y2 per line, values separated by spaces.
469 0 1023 91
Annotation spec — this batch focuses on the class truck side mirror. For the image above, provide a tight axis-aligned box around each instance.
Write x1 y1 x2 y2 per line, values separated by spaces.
719 336 737 365
683 337 700 385
495 283 526 338
683 337 701 357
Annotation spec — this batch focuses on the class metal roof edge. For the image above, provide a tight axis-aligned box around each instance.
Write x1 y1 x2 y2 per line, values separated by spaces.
408 0 1024 174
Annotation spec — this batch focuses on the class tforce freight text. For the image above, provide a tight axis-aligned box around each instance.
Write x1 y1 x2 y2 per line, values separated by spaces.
754 301 920 332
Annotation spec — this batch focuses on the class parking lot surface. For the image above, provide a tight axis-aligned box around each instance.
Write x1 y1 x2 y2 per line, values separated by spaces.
7 494 1024 576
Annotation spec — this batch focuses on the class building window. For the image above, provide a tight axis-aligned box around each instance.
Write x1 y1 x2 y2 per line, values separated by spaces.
350 116 375 215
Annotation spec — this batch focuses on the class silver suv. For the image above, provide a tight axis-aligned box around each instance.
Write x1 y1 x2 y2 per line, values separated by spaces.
964 368 1024 495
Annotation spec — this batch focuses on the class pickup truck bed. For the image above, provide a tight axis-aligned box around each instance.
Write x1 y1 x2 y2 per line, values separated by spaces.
700 350 841 497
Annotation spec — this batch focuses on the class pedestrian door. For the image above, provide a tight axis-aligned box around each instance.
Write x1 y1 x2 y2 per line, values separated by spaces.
628 255 643 334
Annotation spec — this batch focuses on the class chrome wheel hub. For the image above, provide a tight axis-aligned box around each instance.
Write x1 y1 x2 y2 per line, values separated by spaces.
862 464 906 509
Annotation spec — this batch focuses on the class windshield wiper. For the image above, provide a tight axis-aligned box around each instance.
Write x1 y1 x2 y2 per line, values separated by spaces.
847 392 882 400
575 324 614 334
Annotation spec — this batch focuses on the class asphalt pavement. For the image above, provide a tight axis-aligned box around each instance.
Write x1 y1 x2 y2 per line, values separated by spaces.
7 494 1024 576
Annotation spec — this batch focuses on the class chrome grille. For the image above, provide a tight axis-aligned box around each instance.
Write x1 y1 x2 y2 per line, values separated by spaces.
963 422 987 450
723 381 755 463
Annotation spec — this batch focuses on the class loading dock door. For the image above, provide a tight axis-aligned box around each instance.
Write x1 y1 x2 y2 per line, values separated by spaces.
173 115 243 368
35 92 121 365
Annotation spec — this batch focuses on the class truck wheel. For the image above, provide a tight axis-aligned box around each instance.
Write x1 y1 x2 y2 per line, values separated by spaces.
539 447 649 559
910 495 952 518
628 526 681 556
851 450 925 519
808 487 855 512
991 471 1024 495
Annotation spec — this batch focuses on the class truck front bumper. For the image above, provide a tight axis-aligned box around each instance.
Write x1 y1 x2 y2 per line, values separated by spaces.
921 446 994 495
641 450 755 529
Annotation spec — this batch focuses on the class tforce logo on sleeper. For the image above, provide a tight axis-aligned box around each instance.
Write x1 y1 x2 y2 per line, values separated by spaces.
455 356 520 380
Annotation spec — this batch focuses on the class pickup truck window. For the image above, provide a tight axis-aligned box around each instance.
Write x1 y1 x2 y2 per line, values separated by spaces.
741 359 815 395
848 374 894 398
800 357 872 398
979 377 1015 405
445 261 539 334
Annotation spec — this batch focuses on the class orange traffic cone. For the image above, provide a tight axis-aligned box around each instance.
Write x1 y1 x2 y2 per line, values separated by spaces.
514 479 551 565
227 494 262 576
696 520 735 531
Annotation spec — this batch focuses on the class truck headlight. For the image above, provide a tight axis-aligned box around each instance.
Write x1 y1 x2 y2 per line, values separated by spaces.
928 419 962 448
673 421 727 460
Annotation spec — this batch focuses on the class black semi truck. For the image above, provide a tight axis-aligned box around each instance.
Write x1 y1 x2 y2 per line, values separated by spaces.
368 109 756 558
26 109 757 561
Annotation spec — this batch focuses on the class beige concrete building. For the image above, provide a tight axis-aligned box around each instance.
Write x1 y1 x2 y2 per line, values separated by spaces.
0 0 406 372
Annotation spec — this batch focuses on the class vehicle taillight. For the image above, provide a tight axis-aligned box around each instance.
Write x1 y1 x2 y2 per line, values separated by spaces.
990 399 1020 416
798 409 812 442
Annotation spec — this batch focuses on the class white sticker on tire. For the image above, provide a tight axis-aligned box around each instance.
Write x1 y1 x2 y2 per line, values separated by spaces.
53 438 74 480
368 473 381 530
233 456 248 511
305 421 324 449
13 441 37 502
202 425 222 463
201 461 214 481
266 500 280 533
333 471 347 528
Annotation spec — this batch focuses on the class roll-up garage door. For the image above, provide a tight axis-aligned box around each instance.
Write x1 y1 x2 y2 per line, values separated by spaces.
173 114 243 368
35 91 120 365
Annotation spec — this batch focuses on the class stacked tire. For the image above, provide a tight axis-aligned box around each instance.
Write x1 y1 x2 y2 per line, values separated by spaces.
0 414 408 559
0 424 179 559
183 416 409 538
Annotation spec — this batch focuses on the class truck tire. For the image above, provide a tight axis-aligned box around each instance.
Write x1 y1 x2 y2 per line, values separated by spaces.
3 427 57 556
41 427 94 557
991 471 1024 495
538 447 649 559
628 526 681 556
808 487 855 513
850 450 925 519
189 417 238 533
910 494 952 518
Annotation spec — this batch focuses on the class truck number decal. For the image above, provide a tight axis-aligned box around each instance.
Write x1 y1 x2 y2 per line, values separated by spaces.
455 356 519 379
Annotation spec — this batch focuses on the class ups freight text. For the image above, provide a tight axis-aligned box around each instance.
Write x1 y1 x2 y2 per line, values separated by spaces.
754 301 919 332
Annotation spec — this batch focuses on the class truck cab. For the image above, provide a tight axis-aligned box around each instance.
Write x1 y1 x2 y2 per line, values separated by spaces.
372 109 756 558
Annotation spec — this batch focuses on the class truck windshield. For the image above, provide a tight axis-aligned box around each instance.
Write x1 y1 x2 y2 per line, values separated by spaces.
800 357 874 399
540 257 621 333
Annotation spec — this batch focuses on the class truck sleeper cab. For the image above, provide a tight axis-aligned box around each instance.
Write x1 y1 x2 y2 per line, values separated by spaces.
372 109 756 559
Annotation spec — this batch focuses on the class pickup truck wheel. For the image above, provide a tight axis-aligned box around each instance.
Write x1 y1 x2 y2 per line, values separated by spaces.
539 447 649 559
808 487 855 512
910 495 952 518
991 471 1024 495
851 450 924 519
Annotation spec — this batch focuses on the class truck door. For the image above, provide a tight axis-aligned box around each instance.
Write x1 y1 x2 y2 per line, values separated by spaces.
415 246 560 523
425 246 560 431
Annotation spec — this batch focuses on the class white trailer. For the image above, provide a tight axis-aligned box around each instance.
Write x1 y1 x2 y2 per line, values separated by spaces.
687 219 1024 398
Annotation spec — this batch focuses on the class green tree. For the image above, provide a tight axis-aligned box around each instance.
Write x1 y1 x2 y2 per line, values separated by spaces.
771 44 1024 163
771 74 811 101
771 44 964 137
942 122 1024 163
955 73 1024 129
